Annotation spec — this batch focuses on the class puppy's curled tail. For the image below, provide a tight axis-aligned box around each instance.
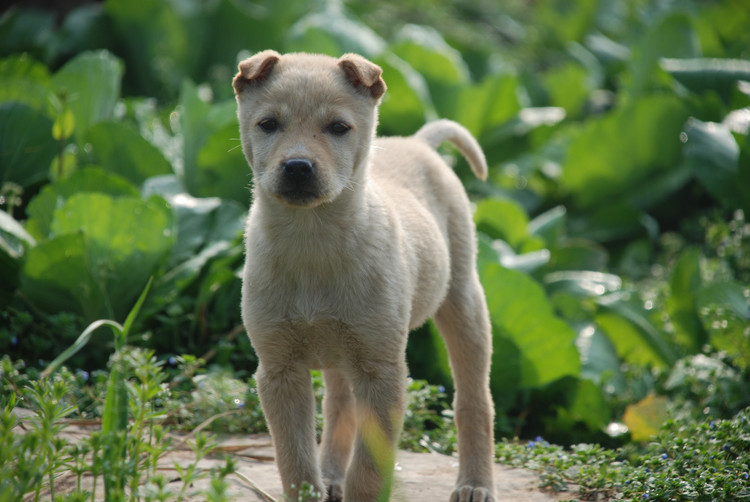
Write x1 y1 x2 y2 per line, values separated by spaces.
415 119 488 181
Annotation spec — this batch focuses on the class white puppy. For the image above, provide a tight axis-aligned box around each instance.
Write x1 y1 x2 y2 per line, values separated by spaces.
234 50 495 502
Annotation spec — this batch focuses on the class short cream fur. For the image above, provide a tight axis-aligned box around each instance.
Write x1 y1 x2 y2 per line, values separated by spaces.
234 50 496 502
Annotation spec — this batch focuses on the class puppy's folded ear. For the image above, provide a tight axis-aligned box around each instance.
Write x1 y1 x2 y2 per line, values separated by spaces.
338 53 387 101
233 50 282 94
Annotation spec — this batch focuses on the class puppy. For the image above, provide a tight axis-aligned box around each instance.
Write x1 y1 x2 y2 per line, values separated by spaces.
234 50 495 502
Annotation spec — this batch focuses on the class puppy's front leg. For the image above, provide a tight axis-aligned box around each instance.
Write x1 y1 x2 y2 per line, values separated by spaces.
255 362 324 500
344 360 407 501
320 369 356 501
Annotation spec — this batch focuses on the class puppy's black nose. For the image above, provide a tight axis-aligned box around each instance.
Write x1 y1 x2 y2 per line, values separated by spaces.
282 158 315 180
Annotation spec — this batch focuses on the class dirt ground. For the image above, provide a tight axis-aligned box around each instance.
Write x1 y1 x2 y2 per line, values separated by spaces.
46 422 578 502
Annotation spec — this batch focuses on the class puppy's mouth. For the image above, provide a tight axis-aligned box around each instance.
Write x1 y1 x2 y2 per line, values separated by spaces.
271 157 325 208
275 189 323 208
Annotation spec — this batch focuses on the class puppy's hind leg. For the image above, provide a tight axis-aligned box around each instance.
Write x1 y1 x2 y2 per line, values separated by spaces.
434 277 496 502
320 369 356 501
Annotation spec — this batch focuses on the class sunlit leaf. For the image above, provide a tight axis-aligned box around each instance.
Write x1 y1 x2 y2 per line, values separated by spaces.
474 198 529 249
22 193 174 321
25 167 138 241
481 263 580 388
51 50 123 144
623 394 669 441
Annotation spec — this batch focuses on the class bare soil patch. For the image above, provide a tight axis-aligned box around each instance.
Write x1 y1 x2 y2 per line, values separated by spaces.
46 422 577 501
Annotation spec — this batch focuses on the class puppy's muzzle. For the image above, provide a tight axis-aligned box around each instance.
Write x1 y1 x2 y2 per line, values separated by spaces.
277 158 320 206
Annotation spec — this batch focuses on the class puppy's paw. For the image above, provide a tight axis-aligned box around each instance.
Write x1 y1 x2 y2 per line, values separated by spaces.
324 481 344 502
450 485 495 502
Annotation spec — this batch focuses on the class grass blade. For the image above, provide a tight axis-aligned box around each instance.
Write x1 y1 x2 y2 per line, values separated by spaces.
41 319 123 378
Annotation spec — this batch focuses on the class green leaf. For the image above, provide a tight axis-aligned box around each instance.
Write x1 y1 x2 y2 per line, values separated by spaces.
286 8 386 57
22 194 174 321
25 167 139 241
0 102 56 188
0 211 33 307
481 264 580 388
682 118 745 210
0 54 53 114
52 108 75 141
666 248 707 351
106 0 203 99
178 81 238 198
41 319 123 378
575 323 625 393
474 198 529 249
543 62 591 116
551 378 611 433
595 309 673 368
375 54 433 136
545 270 622 297
195 122 252 204
121 277 152 342
628 12 700 96
528 205 566 246
442 73 522 140
561 95 690 210
661 58 750 98
52 50 123 144
87 121 173 186
390 25 470 88
697 281 750 368
623 393 669 441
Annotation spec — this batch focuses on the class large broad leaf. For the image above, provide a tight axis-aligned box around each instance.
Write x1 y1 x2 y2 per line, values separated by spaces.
0 54 53 114
543 62 591 117
375 54 433 136
595 309 673 368
390 25 470 89
561 95 690 210
696 281 750 369
106 0 205 99
86 121 173 186
661 58 750 99
24 167 138 241
628 12 700 96
0 102 56 188
481 263 580 389
195 122 253 205
682 118 746 211
474 198 529 249
22 193 174 321
666 248 707 352
548 378 611 434
0 211 35 307
623 393 669 441
51 50 123 144
574 323 625 393
438 73 523 140
178 80 238 198
285 7 386 57
143 175 245 304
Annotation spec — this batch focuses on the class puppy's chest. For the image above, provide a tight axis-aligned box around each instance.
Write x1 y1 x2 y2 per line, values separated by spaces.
244 254 385 325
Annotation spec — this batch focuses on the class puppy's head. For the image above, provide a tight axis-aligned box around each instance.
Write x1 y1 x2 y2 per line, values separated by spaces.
233 50 386 208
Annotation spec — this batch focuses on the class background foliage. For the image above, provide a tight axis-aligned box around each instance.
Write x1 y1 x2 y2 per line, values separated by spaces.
1 0 749 444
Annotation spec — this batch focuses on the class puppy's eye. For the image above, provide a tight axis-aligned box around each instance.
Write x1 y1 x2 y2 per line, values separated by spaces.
258 118 279 133
327 122 350 136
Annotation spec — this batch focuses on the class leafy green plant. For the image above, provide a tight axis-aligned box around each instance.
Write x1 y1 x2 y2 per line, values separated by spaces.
1 0 749 447
495 407 750 501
